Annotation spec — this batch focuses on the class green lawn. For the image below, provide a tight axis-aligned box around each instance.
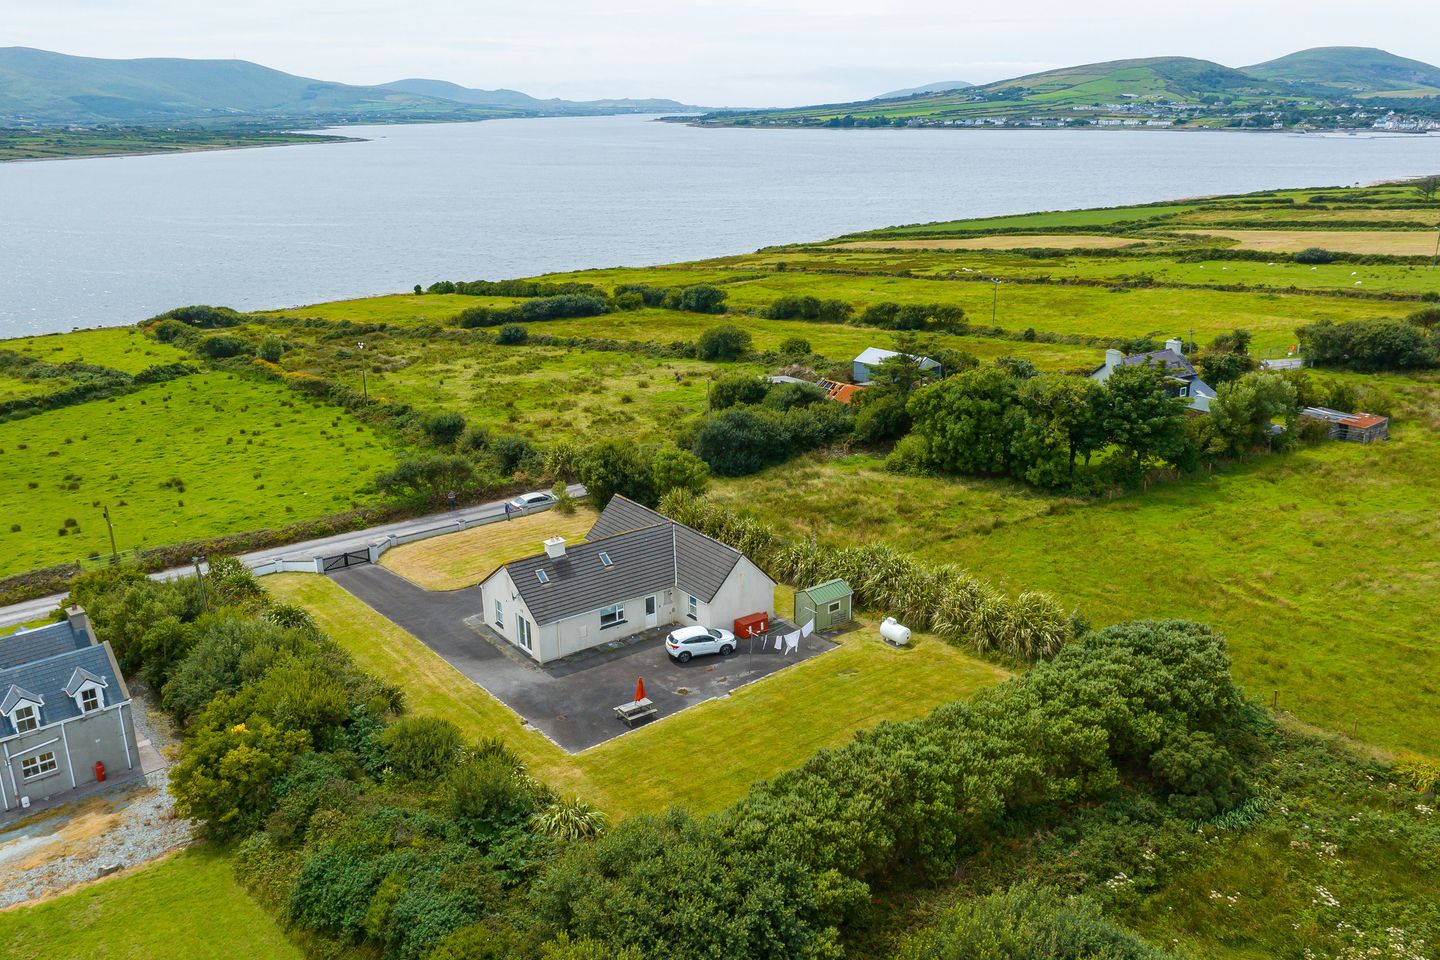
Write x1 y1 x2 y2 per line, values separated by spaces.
0 848 300 960
0 372 399 575
264 574 1008 817
2 328 192 374
272 292 523 325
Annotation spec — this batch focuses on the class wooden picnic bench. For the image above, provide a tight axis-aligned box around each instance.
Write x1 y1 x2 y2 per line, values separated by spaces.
613 697 657 727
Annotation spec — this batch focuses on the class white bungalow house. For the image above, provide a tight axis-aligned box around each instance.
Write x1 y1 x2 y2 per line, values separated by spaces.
477 497 776 664
1090 337 1217 413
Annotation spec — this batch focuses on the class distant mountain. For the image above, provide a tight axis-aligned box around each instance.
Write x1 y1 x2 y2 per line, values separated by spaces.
873 81 973 100
979 56 1278 101
0 47 698 126
0 47 476 124
378 78 698 115
1244 46 1440 93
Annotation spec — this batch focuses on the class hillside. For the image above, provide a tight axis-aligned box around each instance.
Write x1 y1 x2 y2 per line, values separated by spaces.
1245 45 1440 93
692 47 1440 130
379 78 698 114
873 80 974 99
0 47 696 126
0 47 480 124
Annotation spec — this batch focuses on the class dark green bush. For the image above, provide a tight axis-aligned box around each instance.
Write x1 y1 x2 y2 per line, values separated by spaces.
696 325 752 361
378 716 465 782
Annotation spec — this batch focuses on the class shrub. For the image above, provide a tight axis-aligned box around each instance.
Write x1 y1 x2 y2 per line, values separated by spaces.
894 885 1180 960
1293 247 1335 264
577 439 656 508
777 336 813 356
667 285 728 314
195 334 253 359
650 447 710 499
709 373 769 409
376 455 476 505
378 716 465 782
422 411 467 447
257 336 286 363
445 754 539 839
696 325 752 361
496 324 529 344
533 796 609 841
764 297 851 323
170 715 311 838
552 481 576 514
1297 318 1437 371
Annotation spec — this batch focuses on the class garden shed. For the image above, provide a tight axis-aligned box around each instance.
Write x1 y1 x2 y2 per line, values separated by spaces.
795 579 853 631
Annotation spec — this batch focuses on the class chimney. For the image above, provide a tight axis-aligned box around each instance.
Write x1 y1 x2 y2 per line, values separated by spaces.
543 536 567 560
1105 348 1124 369
1165 337 1184 355
65 605 98 647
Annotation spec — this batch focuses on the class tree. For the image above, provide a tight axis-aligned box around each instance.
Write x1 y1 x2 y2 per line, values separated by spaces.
1414 175 1439 203
1193 348 1259 386
422 411 467 447
1207 371 1298 456
170 715 310 838
495 323 528 344
1097 362 1192 479
650 447 710 499
577 439 656 508
668 285 728 314
906 367 1020 475
696 325 752 361
1298 318 1437 371
376 455 476 505
1010 375 1106 486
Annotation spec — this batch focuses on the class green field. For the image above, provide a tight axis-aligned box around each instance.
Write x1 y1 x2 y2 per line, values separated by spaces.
2 328 192 374
0 372 399 575
0 848 299 960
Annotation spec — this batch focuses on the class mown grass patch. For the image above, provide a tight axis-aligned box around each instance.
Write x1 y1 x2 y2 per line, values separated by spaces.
0 372 399 576
263 574 1007 818
1196 228 1440 256
0 847 300 960
380 507 598 590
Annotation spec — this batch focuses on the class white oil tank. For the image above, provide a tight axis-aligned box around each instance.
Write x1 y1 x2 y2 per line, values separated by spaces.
880 617 911 646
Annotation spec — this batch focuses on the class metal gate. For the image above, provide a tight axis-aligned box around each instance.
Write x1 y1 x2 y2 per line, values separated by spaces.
322 549 371 572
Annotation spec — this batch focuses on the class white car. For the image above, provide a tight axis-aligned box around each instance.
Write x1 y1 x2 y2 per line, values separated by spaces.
665 625 736 662
507 491 556 514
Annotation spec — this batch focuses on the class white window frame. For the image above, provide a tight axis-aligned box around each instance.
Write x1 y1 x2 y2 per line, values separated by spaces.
599 603 625 630
687 595 698 621
11 703 38 733
21 751 57 780
78 687 102 713
828 601 843 615
494 598 504 630
515 615 532 650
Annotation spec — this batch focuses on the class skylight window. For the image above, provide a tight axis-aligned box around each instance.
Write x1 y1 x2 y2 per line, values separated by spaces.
599 552 613 567
536 570 550 584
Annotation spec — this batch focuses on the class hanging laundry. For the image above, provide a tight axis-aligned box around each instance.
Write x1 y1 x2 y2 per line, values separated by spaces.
800 619 815 639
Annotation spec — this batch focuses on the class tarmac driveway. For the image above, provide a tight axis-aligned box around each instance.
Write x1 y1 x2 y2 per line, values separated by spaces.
330 565 836 752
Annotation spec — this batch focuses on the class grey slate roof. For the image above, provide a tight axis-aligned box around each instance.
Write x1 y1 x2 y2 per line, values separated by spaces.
1115 348 1197 379
0 644 121 739
0 620 88 670
504 496 749 625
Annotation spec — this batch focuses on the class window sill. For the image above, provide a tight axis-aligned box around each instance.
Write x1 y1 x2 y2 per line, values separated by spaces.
22 769 60 784
599 620 628 631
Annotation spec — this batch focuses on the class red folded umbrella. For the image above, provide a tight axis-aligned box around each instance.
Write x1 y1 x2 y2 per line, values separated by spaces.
635 676 646 702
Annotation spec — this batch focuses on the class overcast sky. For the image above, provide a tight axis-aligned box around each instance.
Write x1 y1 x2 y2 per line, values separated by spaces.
9 1 1440 106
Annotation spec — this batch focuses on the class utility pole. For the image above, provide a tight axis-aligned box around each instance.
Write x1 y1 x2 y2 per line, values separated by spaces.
192 556 208 610
991 277 1001 324
358 341 368 400
101 505 118 563
1432 224 1439 271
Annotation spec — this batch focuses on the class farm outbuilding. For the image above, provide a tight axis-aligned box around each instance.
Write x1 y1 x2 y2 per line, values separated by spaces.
1300 407 1390 444
795 579 853 631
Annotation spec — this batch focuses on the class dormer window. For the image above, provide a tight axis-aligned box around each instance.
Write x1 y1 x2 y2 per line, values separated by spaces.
65 668 109 716
12 703 38 733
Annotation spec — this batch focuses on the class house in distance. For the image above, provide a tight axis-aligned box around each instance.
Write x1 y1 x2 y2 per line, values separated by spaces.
1090 338 1218 413
477 497 776 664
852 347 942 384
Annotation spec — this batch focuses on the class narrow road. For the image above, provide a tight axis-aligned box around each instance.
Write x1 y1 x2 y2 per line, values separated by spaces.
0 485 586 628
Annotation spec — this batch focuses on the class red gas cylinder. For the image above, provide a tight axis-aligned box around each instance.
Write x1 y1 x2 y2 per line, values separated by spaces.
95 760 107 782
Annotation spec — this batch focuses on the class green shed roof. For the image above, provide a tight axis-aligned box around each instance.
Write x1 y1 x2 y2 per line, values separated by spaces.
799 579 852 604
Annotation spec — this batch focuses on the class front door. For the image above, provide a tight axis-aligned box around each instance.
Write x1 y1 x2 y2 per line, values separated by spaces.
645 595 658 629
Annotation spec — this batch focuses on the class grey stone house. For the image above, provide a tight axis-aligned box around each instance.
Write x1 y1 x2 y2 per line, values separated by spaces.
0 607 138 813
478 496 776 664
